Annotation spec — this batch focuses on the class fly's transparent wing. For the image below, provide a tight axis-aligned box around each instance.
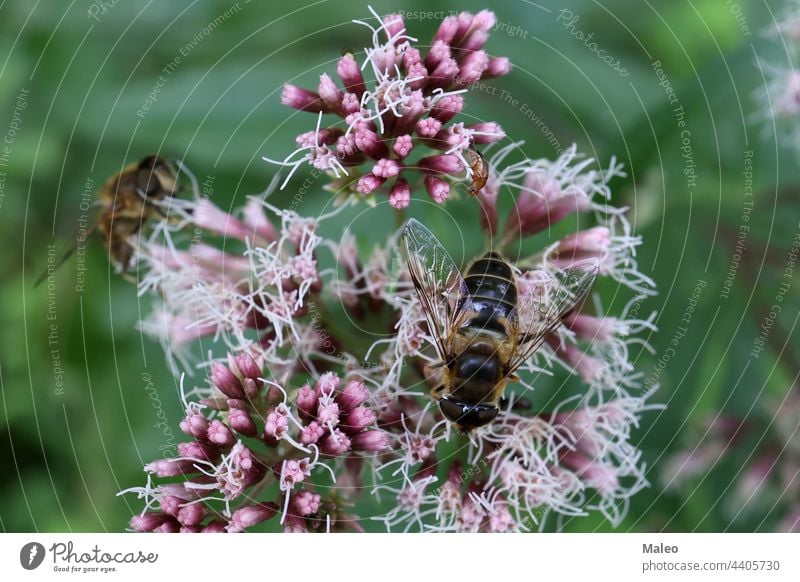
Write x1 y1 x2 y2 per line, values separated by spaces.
505 260 599 376
401 219 470 359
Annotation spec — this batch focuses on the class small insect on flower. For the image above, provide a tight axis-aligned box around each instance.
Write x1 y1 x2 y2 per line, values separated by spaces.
401 218 598 432
35 155 194 286
465 146 489 196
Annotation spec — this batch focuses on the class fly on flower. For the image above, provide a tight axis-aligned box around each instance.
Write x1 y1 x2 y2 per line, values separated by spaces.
35 155 195 286
401 218 598 432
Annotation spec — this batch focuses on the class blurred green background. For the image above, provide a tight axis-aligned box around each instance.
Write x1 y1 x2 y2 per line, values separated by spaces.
1 0 799 532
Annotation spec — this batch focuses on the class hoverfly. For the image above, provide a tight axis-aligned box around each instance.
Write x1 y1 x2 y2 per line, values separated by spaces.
35 155 185 286
464 147 489 197
401 219 598 432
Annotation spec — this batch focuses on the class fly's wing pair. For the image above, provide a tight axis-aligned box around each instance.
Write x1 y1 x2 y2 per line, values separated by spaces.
504 260 599 376
400 219 473 361
401 218 599 374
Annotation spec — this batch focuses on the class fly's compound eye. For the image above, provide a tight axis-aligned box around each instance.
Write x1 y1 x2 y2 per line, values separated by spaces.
438 398 468 425
438 399 499 430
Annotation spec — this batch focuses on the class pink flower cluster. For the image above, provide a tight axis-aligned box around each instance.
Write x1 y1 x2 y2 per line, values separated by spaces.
265 8 509 208
122 7 659 533
123 357 387 533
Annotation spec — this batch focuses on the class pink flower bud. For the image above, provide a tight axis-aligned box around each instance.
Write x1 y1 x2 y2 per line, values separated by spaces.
152 520 179 533
280 458 311 489
564 313 615 342
425 40 452 69
504 175 590 238
315 372 341 396
416 117 442 138
296 384 318 420
354 126 388 158
430 95 464 122
485 56 512 78
281 84 327 112
227 502 278 532
193 199 253 243
210 362 244 399
145 459 197 478
233 352 261 380
159 496 182 517
318 73 343 111
292 490 322 517
468 122 505 143
201 520 228 533
337 380 370 411
352 429 390 452
341 406 377 433
392 134 413 158
283 514 308 533
424 175 450 203
555 227 611 257
383 12 405 41
550 340 604 382
337 54 366 95
434 16 459 44
300 421 325 445
341 92 360 114
207 420 236 447
372 158 403 178
563 452 619 496
317 399 341 426
229 408 257 436
178 440 218 461
429 58 459 87
356 173 385 195
457 50 489 84
177 503 206 527
403 46 422 68
320 429 352 456
389 178 411 209
264 410 290 444
180 412 209 439
420 154 464 175
130 512 174 532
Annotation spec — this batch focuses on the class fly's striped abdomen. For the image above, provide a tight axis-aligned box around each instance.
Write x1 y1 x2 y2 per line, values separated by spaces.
463 251 517 335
